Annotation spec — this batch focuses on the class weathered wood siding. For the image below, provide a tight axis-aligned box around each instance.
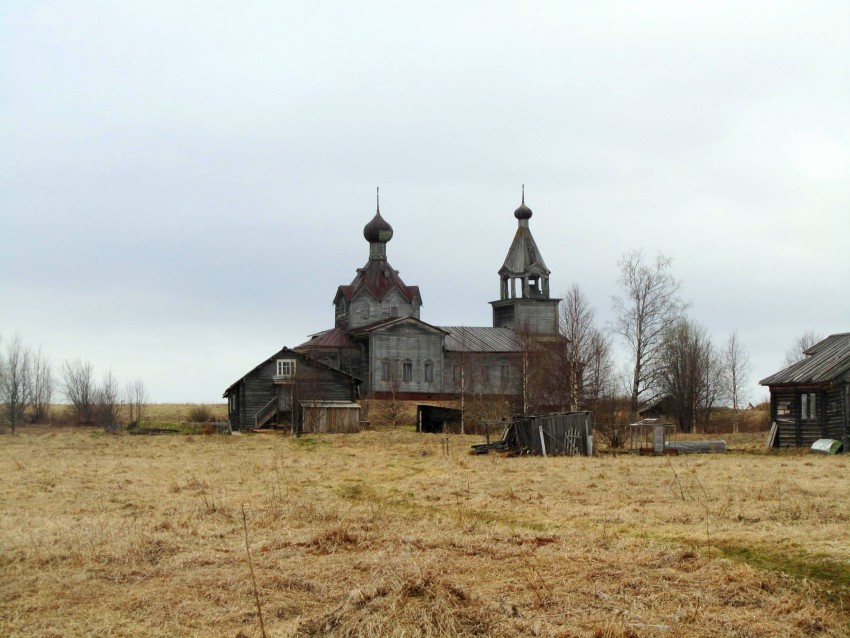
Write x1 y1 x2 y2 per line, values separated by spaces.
770 383 850 447
491 299 559 335
344 288 420 331
443 351 522 396
302 405 361 433
368 323 443 394
228 353 357 430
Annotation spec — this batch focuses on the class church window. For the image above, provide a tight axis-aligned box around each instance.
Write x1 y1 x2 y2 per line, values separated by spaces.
402 360 413 382
424 361 434 383
276 360 296 378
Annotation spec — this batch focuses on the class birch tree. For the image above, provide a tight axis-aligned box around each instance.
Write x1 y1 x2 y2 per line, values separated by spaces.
613 251 686 417
723 331 751 433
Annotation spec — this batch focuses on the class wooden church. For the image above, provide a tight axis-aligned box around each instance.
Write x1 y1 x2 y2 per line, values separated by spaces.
224 191 563 430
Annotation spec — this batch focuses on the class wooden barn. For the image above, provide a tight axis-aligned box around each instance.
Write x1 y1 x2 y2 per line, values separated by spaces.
760 332 850 449
223 348 361 431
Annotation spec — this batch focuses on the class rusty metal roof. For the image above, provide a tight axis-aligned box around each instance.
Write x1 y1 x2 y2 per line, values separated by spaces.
294 328 356 350
760 332 850 386
441 326 524 353
335 259 421 304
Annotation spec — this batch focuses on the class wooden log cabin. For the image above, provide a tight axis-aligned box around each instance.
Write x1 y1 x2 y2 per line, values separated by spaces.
223 348 361 431
760 332 850 449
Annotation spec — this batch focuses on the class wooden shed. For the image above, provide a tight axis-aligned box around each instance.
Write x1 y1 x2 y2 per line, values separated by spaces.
760 333 850 449
300 401 361 434
223 348 361 431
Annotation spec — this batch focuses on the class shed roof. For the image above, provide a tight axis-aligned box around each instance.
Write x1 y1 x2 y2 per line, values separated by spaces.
441 326 524 353
759 332 850 386
300 401 361 408
222 347 360 397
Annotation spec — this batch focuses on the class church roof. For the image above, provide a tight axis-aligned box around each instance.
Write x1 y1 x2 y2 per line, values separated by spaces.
442 326 524 352
335 259 421 303
350 316 448 336
294 328 356 350
499 193 550 277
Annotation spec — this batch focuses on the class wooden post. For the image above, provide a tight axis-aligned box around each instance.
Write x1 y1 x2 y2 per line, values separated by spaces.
538 425 547 457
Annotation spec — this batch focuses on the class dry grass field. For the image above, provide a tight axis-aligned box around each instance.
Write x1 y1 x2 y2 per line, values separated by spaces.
1 427 848 638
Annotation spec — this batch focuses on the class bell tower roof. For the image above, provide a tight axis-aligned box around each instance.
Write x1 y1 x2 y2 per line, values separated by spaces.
500 188 550 278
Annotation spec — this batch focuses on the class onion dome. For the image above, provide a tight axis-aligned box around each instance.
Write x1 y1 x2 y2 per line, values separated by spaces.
363 209 393 243
514 185 532 220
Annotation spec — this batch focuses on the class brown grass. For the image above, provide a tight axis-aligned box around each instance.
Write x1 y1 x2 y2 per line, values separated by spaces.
1 426 848 637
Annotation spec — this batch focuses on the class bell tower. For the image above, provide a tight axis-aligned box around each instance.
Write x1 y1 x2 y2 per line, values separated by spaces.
490 188 560 334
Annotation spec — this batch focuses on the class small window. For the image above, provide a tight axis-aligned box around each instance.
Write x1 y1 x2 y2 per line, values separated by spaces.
381 360 391 382
360 305 370 320
402 360 413 382
391 305 399 317
382 306 390 318
801 393 817 420
500 363 510 384
424 361 434 383
276 360 296 378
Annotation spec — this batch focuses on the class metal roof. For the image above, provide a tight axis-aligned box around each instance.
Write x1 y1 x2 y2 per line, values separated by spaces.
294 328 356 350
759 332 850 386
441 326 524 353
351 316 448 336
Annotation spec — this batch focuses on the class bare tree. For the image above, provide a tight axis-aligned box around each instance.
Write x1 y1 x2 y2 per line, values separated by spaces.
613 251 686 418
379 361 404 428
124 378 149 427
657 318 719 433
582 329 627 447
0 333 32 434
63 358 96 425
558 284 605 410
723 331 751 433
94 369 122 432
29 347 53 424
782 330 824 368
450 333 474 434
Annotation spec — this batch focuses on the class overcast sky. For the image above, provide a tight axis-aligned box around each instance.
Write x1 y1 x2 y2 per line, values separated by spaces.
2 1 848 404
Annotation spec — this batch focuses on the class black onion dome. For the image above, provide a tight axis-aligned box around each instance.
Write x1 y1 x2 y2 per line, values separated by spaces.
363 210 394 243
514 201 532 220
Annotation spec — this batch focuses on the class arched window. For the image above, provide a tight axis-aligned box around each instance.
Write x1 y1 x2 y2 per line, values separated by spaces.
402 359 413 382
